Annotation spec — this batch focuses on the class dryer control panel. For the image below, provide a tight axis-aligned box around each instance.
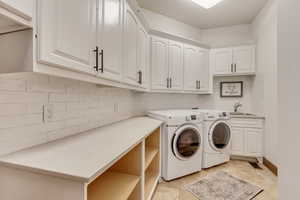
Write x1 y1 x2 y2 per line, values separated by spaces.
186 114 203 122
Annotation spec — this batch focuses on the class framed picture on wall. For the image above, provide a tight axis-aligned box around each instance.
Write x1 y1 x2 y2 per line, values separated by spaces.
220 81 243 97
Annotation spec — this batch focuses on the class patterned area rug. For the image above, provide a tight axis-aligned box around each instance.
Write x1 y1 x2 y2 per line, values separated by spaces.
185 171 263 200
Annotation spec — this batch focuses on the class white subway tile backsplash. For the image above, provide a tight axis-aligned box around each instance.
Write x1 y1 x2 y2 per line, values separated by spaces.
0 114 42 129
0 104 28 116
0 92 48 104
0 125 48 156
0 79 26 92
47 126 81 141
0 73 254 156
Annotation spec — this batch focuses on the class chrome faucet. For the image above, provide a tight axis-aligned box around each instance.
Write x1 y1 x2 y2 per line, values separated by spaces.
233 102 242 113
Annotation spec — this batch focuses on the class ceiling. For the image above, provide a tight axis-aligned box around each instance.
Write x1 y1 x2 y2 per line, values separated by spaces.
137 0 268 29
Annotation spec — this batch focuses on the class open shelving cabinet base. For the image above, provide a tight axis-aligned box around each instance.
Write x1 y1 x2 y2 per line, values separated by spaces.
87 128 161 200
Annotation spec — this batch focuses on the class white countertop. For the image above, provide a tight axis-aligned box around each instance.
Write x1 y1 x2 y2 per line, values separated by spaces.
0 117 162 183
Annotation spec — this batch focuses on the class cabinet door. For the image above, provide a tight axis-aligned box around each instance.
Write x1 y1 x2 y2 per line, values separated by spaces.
245 128 263 156
211 48 232 75
198 48 211 92
123 4 139 86
97 0 123 81
183 44 199 91
233 46 255 74
231 128 245 155
168 40 184 91
37 0 97 75
151 36 169 90
137 25 149 89
0 0 34 20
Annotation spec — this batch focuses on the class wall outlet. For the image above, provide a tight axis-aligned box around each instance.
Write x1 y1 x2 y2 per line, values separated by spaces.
114 103 119 113
43 105 53 123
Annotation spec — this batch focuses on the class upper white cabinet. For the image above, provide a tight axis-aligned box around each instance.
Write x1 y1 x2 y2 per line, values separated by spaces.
183 44 210 93
37 0 97 75
151 37 184 91
232 46 256 74
211 45 256 76
137 25 149 89
124 2 150 88
183 44 199 91
123 3 139 86
210 48 232 75
151 36 211 94
38 0 146 88
198 48 210 92
97 0 124 81
151 36 169 90
168 40 184 91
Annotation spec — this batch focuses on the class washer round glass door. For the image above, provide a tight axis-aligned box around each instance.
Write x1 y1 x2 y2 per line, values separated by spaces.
172 125 201 160
209 121 231 152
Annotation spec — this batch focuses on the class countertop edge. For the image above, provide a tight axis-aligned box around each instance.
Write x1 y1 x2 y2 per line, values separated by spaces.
0 161 89 182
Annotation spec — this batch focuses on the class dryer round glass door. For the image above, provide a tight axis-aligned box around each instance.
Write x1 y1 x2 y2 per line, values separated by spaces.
172 125 201 160
209 121 231 152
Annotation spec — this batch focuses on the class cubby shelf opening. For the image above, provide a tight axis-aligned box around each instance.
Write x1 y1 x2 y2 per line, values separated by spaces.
88 171 140 200
87 143 142 200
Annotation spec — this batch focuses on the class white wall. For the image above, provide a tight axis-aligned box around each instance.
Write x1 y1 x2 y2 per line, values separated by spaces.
212 77 253 112
142 8 256 48
142 8 202 42
251 0 278 165
278 0 300 198
201 24 255 48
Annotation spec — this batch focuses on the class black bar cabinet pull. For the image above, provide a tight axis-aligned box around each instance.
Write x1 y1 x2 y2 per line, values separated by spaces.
99 49 104 73
138 71 142 84
93 46 99 72
167 78 169 88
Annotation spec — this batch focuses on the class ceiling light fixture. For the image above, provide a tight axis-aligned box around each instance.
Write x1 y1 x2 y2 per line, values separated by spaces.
190 0 224 9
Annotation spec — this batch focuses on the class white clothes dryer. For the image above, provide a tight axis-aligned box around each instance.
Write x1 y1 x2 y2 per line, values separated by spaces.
194 109 232 169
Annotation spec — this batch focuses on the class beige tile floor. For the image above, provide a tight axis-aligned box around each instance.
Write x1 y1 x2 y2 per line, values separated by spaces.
153 160 278 200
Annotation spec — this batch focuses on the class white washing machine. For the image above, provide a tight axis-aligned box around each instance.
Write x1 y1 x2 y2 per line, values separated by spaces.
195 109 232 169
148 110 204 181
